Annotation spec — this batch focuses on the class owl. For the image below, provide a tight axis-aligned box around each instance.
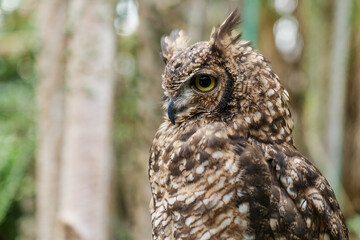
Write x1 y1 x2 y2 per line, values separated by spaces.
148 10 348 240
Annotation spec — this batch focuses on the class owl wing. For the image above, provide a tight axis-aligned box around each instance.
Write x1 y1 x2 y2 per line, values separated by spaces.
263 143 349 239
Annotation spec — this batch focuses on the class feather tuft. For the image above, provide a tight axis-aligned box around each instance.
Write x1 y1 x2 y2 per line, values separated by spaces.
160 30 189 64
209 9 241 53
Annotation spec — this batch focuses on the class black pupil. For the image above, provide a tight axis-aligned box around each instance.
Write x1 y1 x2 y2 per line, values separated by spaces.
198 75 212 88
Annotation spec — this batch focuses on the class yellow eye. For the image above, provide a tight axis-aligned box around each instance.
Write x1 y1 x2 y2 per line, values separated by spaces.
193 75 217 92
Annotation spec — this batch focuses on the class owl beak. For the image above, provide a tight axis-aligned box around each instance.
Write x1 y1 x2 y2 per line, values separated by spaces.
168 97 176 125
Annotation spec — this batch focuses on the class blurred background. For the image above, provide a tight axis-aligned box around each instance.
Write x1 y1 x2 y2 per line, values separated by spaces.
0 0 359 239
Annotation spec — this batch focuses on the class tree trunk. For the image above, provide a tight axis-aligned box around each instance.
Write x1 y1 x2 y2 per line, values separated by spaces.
326 0 351 196
37 0 116 239
36 0 67 239
344 1 360 214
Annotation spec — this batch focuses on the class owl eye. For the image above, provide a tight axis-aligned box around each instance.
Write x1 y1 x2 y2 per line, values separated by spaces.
193 75 217 92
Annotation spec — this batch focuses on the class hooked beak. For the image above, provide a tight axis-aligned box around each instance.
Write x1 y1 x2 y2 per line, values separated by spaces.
167 97 176 125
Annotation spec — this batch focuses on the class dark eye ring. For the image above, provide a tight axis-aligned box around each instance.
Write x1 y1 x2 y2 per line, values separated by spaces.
192 74 217 92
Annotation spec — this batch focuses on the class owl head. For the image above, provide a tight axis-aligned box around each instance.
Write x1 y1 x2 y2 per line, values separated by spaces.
160 10 294 143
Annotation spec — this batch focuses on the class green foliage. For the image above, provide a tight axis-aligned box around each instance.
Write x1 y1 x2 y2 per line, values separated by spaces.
112 215 132 240
0 82 35 240
113 35 140 240
0 81 35 224
347 214 360 238
0 3 37 237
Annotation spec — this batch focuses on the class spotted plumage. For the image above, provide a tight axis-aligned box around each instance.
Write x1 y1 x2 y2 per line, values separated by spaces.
149 10 348 240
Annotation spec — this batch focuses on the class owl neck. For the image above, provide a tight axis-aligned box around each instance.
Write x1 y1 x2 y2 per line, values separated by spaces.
247 113 293 144
230 104 294 144
218 91 293 144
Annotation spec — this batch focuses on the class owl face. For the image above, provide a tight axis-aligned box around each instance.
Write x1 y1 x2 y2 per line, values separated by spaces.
160 11 293 143
162 41 234 124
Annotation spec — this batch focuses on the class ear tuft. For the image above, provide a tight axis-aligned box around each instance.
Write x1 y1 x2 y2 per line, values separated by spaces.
209 10 241 53
160 30 189 64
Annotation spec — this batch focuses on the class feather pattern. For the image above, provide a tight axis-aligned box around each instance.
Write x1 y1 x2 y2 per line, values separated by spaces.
149 10 348 240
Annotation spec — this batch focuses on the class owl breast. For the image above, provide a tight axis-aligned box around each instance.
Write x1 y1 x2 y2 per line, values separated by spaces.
149 118 270 239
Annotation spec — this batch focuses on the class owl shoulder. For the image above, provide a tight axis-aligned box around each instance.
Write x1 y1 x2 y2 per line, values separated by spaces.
263 143 348 239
